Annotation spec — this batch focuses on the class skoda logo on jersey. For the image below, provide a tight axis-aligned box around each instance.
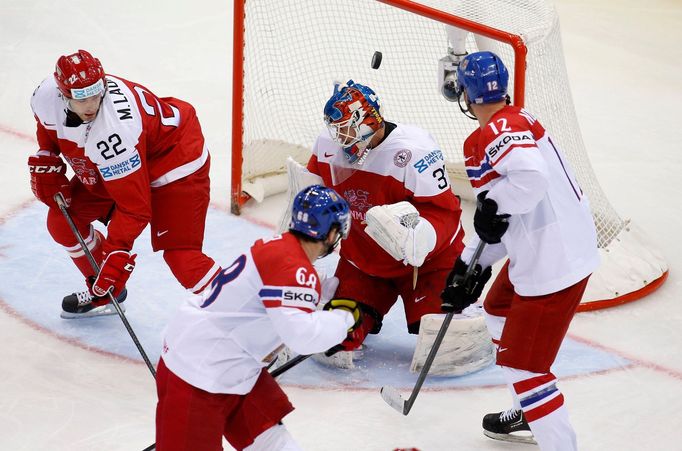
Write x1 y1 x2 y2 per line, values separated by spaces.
283 290 316 303
70 79 105 100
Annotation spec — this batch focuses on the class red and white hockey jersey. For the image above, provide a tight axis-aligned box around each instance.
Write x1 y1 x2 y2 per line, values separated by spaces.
30 75 209 251
308 124 464 278
161 232 353 394
461 106 600 296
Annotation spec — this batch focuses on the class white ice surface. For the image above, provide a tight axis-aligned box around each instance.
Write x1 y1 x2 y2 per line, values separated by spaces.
1 1 681 450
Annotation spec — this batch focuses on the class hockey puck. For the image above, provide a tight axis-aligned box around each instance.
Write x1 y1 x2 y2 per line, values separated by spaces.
371 51 383 69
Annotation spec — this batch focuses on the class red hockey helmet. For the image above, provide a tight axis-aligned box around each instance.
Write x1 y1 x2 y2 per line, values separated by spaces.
54 50 106 99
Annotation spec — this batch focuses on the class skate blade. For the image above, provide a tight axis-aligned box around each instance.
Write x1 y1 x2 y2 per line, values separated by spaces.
483 430 537 445
60 303 125 319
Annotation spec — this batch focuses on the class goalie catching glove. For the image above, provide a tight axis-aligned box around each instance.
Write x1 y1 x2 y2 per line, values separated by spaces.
364 201 436 267
441 257 492 312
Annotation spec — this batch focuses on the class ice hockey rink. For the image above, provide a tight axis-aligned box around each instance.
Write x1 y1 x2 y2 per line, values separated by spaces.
1 0 681 450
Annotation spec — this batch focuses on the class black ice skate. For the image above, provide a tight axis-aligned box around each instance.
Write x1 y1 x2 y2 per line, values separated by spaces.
61 288 127 319
482 408 537 444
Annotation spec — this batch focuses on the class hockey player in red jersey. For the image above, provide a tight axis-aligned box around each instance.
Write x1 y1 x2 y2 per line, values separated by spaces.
440 51 600 450
28 49 220 318
299 80 474 367
156 185 361 451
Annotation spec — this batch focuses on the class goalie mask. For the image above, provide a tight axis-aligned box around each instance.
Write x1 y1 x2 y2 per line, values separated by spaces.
324 80 383 165
54 49 106 100
456 51 510 107
290 185 351 254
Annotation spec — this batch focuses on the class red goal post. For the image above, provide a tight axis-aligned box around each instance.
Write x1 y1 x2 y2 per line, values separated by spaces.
231 0 667 309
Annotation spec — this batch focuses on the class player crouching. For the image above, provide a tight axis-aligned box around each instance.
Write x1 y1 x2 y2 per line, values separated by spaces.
156 185 362 451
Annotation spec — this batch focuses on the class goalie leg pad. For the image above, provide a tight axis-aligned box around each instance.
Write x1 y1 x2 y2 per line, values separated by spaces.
410 306 494 376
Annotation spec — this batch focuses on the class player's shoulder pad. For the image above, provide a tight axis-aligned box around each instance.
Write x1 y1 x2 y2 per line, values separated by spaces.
480 107 538 165
252 234 320 287
393 124 445 177
100 75 142 128
253 235 320 310
30 77 59 122
312 129 339 158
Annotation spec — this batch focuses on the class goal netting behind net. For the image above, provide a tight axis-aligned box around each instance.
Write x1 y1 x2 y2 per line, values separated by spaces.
233 0 667 308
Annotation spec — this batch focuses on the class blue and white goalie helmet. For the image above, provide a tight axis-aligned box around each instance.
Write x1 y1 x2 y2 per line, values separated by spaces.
323 80 383 164
290 185 351 241
456 51 509 104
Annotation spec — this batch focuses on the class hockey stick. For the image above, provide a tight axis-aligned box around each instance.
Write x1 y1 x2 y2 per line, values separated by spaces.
270 354 311 377
54 193 157 379
380 240 486 415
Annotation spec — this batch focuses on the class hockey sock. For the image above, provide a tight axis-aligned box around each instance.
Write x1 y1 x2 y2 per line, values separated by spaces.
244 424 302 451
66 227 103 279
502 366 577 451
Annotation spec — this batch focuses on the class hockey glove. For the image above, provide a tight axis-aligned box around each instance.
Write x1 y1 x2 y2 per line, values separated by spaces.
473 191 510 244
28 153 71 208
323 302 383 356
440 257 492 312
92 250 136 298
323 298 362 332
364 202 437 267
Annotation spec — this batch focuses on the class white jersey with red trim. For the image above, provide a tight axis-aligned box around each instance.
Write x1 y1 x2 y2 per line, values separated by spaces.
160 232 353 394
308 123 464 278
461 106 599 296
30 75 208 251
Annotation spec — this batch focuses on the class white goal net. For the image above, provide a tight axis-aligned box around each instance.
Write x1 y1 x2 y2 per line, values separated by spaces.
232 0 667 308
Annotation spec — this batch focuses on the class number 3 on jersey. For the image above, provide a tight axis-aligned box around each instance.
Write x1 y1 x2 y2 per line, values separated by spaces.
200 255 247 308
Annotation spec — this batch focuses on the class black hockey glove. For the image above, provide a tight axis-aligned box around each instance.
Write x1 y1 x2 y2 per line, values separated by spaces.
473 191 511 244
440 257 492 313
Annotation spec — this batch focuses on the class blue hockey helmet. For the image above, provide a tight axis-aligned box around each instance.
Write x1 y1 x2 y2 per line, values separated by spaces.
290 185 351 241
324 80 383 164
456 51 509 105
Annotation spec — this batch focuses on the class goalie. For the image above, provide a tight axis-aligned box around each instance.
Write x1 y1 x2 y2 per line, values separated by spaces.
283 80 492 373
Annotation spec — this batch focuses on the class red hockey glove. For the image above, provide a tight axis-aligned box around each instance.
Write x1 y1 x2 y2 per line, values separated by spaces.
323 301 385 356
92 250 136 298
28 153 71 208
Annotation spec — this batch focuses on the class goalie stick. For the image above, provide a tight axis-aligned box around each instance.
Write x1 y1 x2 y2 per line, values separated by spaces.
380 240 486 415
54 193 157 380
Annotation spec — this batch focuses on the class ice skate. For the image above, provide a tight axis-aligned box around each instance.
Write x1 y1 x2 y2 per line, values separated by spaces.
482 408 537 444
61 288 127 319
